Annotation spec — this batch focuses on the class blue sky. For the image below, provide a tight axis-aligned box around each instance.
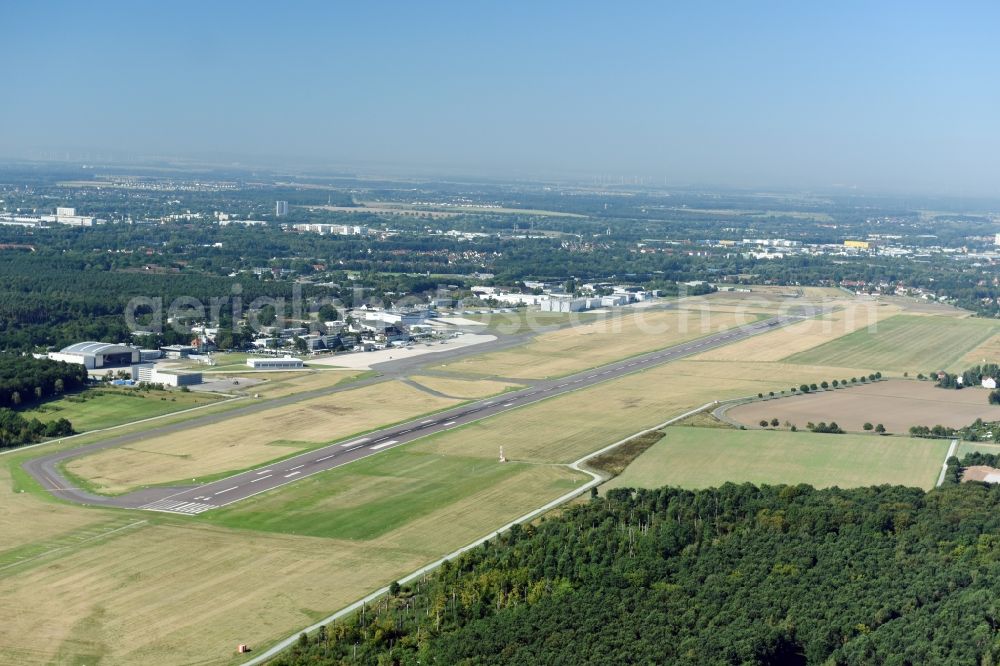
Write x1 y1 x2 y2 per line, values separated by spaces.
2 2 999 193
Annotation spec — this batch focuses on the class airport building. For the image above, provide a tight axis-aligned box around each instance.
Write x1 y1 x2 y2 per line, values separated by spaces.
246 356 304 370
131 364 203 387
539 296 588 312
49 342 141 369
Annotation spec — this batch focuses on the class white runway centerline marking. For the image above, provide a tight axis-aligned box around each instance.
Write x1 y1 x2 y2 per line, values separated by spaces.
287 465 304 471
316 454 335 462
340 437 371 447
256 469 272 475
421 419 433 424
251 475 272 483
284 471 301 478
443 421 456 426
214 486 239 495
370 440 398 451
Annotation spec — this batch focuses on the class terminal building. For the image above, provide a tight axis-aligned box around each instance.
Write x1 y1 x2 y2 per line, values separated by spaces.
49 342 141 369
247 356 304 370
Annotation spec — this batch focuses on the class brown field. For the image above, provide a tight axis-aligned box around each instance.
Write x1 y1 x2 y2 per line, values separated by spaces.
725 379 1000 433
958 333 1000 368
406 375 522 398
435 308 756 379
66 380 459 494
693 303 900 363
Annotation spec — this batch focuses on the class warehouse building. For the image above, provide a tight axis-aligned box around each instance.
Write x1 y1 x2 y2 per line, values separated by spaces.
246 356 304 370
131 364 203 387
49 342 141 369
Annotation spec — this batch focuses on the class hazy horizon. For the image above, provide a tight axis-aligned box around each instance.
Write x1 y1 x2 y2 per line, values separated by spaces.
4 2 1000 195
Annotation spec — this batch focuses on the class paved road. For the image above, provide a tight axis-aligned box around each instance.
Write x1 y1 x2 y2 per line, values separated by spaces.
25 314 802 515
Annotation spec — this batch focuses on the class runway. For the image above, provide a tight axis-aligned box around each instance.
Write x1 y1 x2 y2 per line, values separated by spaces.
24 314 802 514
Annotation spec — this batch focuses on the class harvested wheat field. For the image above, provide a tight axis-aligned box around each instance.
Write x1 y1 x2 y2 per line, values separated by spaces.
725 379 1000 433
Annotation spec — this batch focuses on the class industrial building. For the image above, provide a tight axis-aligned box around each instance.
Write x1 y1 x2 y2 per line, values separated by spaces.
539 296 588 312
49 342 140 369
131 364 202 387
161 345 197 359
247 356 304 369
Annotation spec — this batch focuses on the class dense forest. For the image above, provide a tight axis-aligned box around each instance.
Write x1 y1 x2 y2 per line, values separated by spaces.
272 483 1000 665
0 356 88 408
0 408 73 449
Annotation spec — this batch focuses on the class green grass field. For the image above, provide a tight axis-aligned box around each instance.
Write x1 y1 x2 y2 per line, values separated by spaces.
607 426 950 491
23 388 222 432
784 314 998 372
199 448 580 539
957 441 1000 458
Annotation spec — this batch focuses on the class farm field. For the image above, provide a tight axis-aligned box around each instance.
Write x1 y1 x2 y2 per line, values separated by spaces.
0 457 582 665
406 375 522 398
607 426 949 491
725 379 1000 433
24 388 222 432
64 380 460 494
436 308 761 379
958 332 1000 368
785 314 999 372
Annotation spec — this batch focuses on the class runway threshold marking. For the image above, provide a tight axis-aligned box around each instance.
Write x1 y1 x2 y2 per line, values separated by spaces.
369 440 398 451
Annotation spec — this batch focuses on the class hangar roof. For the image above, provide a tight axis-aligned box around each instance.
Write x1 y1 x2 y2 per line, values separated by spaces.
59 342 135 356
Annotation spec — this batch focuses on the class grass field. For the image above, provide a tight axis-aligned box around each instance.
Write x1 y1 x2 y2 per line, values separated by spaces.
464 309 597 334
437 308 760 379
200 448 578 539
0 455 582 665
957 441 1000 458
23 388 222 432
785 314 999 372
235 368 365 398
958 332 1000 368
607 426 949 491
694 303 900 363
411 358 871 465
407 375 522 398
65 380 460 494
725 379 1000 433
